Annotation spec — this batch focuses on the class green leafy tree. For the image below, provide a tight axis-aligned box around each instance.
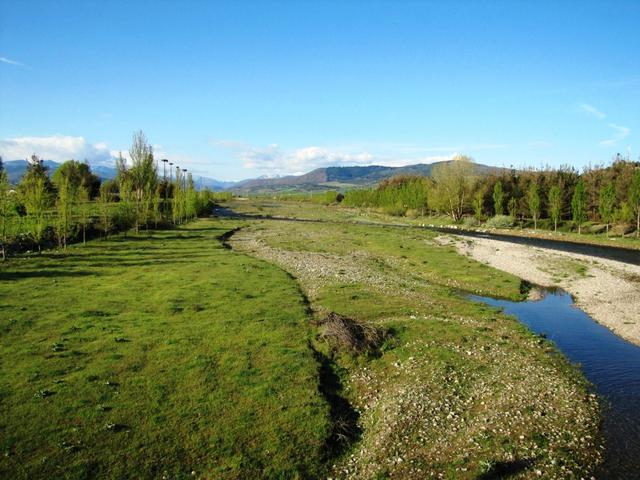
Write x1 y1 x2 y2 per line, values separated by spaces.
547 185 562 232
23 175 50 251
129 131 158 232
527 183 541 230
19 155 54 198
473 187 484 220
629 170 640 238
598 182 615 235
492 181 504 215
116 176 135 234
0 168 13 260
52 160 100 197
77 182 91 244
98 182 113 238
152 186 162 228
613 202 634 224
55 176 77 249
172 167 185 225
572 179 588 234
508 197 518 219
185 174 198 219
431 155 475 221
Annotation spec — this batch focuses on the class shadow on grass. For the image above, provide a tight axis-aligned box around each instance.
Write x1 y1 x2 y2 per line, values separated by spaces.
0 270 94 281
312 346 362 459
476 458 537 480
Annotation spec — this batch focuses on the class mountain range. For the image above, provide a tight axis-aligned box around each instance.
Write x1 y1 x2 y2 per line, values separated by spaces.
230 161 500 193
2 159 500 193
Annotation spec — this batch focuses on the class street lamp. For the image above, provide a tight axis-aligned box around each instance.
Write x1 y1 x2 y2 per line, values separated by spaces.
182 169 187 191
161 159 168 181
161 159 169 213
169 162 174 182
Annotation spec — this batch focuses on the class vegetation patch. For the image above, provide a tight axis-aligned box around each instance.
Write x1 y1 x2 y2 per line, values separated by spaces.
316 312 389 355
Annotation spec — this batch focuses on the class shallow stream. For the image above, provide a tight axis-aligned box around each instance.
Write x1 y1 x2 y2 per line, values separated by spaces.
471 290 640 479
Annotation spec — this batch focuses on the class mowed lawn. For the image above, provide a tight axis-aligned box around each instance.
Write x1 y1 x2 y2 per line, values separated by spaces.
0 219 330 479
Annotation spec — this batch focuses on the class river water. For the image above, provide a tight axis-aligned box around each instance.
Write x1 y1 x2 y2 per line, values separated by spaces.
470 290 640 478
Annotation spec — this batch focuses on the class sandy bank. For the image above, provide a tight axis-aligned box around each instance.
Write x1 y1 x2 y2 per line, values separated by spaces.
439 235 640 346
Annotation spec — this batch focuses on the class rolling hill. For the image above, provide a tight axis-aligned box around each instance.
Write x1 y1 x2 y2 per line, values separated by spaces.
230 161 501 193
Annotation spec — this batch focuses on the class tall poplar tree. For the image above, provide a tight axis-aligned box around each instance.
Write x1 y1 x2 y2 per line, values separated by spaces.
629 170 640 238
547 185 562 232
527 183 541 230
572 179 587 234
493 181 504 216
598 182 615 235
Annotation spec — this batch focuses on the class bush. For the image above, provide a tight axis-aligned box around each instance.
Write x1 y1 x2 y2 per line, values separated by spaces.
485 215 514 228
317 312 387 354
113 203 135 232
463 216 480 227
381 202 406 216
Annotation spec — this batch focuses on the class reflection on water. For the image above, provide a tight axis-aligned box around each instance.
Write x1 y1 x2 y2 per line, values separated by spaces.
470 290 640 479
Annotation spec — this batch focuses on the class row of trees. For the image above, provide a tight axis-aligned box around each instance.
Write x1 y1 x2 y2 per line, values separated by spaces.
476 157 640 235
341 155 640 237
342 176 430 215
0 132 215 259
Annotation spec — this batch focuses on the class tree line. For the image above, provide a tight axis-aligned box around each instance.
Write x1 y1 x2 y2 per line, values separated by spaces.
0 131 219 260
341 155 640 237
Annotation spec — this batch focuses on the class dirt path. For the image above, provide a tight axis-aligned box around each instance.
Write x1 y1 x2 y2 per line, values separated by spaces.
439 235 640 346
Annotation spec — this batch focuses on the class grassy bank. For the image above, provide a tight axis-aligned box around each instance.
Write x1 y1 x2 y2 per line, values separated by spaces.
0 219 330 479
230 210 602 479
228 198 640 250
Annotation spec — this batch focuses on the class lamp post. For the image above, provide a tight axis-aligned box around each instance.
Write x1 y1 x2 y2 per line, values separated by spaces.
169 163 174 182
161 159 168 181
161 159 169 214
182 169 187 191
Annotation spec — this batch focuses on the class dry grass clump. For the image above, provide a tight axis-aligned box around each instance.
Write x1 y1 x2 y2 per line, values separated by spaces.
317 312 387 354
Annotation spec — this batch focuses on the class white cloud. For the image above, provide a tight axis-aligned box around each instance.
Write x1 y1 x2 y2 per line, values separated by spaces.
599 123 630 146
221 141 459 175
0 135 114 165
0 56 24 67
240 145 377 172
579 103 606 119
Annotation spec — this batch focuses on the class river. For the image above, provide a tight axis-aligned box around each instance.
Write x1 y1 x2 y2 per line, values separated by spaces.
471 290 640 479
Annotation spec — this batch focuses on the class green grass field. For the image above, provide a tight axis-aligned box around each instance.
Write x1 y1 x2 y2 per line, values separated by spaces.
231 198 640 250
0 219 330 479
0 205 603 479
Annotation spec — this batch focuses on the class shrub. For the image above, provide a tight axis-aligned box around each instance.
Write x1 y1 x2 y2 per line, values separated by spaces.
381 202 406 216
317 312 387 354
463 216 480 227
113 203 135 232
485 215 514 228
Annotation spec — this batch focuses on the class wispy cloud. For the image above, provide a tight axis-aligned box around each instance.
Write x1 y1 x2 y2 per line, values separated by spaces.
579 103 606 119
0 56 24 67
599 123 630 146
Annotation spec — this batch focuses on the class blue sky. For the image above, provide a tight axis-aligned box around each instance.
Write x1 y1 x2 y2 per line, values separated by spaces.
1 0 638 181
